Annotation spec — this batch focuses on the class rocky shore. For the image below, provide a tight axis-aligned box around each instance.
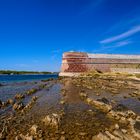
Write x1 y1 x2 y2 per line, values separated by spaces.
0 73 140 139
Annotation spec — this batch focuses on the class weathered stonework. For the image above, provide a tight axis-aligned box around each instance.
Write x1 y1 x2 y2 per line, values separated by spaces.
59 52 140 76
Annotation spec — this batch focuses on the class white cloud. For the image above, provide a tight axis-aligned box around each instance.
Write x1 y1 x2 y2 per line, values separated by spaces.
93 40 131 53
103 40 132 49
100 25 140 44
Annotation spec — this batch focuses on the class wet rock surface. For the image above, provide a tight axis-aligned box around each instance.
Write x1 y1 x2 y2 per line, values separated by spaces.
0 73 140 139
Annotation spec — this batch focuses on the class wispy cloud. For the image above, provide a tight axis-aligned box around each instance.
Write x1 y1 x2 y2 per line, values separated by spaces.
103 40 132 49
102 11 140 36
100 25 140 44
93 40 132 53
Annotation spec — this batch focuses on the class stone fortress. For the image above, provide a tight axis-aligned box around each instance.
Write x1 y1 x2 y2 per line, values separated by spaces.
59 52 140 76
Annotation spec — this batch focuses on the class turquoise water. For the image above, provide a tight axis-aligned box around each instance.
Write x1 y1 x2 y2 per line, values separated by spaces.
0 74 58 83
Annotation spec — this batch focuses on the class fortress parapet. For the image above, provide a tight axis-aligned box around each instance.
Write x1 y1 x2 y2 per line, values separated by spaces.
59 52 140 76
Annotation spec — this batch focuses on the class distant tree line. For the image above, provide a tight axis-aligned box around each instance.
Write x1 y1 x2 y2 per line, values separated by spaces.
0 70 58 75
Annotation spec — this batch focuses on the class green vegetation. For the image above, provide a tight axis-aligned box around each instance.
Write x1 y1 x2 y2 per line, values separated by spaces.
0 70 58 75
80 70 138 78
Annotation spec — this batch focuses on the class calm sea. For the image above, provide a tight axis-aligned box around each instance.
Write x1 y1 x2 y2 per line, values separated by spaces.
0 74 58 102
0 74 58 83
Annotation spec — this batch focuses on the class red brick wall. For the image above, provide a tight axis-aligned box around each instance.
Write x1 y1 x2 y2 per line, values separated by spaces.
61 52 89 72
60 52 140 73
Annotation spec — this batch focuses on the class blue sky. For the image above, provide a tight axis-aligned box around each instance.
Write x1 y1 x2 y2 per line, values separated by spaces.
0 0 140 71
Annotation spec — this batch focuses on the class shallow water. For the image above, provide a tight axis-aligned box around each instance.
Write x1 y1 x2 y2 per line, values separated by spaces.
0 76 140 139
0 74 58 101
87 88 140 114
1 79 115 139
0 74 58 83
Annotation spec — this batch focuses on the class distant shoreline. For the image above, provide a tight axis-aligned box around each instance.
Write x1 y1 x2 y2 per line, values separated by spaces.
0 70 59 75
0 73 58 75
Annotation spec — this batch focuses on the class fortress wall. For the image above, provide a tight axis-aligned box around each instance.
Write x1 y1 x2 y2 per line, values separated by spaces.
60 52 140 76
62 58 140 64
111 68 140 73
87 53 140 59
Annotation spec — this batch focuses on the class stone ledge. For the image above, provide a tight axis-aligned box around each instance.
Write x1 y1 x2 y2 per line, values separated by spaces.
59 72 81 77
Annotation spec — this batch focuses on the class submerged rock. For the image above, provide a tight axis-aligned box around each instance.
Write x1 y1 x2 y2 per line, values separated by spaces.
61 89 67 96
121 129 127 134
19 134 33 140
85 97 112 113
30 125 39 135
13 102 25 111
23 97 38 111
1 99 14 108
0 100 2 108
24 103 32 110
113 104 128 112
26 88 38 95
97 97 110 104
126 110 137 119
15 94 25 100
6 99 14 105
79 92 88 99
92 132 110 140
105 131 120 140
42 113 61 129
60 100 66 105
31 96 38 102
134 121 140 131
38 84 46 89
114 124 119 130
59 136 65 140
78 132 87 136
